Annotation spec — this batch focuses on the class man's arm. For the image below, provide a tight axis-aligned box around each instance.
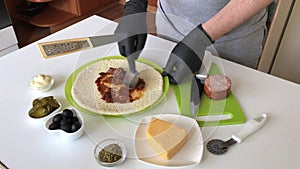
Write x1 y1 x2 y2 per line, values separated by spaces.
202 0 274 41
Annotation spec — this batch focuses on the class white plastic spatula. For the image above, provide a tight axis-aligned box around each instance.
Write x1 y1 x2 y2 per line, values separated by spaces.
206 113 268 155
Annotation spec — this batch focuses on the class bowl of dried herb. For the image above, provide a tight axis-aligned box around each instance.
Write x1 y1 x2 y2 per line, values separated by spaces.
94 138 127 167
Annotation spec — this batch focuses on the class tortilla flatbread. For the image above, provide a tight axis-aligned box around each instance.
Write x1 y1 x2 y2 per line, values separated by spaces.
71 59 163 115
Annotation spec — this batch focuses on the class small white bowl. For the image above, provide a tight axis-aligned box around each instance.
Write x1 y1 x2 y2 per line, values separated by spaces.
28 75 54 92
94 138 127 167
44 108 84 141
28 96 62 122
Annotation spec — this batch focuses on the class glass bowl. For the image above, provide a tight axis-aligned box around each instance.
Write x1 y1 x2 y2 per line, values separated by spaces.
94 138 127 167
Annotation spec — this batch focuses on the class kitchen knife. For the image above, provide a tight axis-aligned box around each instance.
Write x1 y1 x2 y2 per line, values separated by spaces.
124 56 139 88
190 74 205 117
37 34 117 59
0 160 9 169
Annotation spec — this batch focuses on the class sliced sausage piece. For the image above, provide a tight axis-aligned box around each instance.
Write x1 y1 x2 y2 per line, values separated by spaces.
204 74 231 100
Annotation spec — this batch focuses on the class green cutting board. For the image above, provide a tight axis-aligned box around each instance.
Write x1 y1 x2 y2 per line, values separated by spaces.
172 63 246 126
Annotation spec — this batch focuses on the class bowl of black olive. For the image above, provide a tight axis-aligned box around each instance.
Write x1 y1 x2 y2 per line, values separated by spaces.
44 108 84 141
94 138 127 167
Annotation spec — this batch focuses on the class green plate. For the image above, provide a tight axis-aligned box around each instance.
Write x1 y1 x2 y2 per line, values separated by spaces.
172 63 246 126
65 56 169 117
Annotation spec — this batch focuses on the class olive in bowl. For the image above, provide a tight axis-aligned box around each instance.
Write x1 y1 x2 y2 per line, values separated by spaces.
94 139 127 167
45 108 84 141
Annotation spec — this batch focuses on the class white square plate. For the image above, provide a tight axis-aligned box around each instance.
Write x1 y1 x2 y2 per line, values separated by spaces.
134 114 203 168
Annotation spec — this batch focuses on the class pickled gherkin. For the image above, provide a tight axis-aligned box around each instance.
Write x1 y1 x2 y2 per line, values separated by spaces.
29 96 60 118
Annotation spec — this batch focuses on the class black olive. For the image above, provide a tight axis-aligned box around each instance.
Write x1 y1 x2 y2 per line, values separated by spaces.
60 118 72 126
60 123 72 133
71 121 81 132
62 109 73 118
49 122 60 130
71 116 79 123
52 114 63 123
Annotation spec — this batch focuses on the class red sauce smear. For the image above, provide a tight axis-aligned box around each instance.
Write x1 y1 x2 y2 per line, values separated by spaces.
95 67 145 103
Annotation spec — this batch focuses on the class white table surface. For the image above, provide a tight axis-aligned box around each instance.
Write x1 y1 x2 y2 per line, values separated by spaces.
1 15 300 169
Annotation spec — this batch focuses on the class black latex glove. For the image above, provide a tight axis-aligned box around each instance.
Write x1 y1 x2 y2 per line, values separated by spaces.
114 0 148 61
162 24 213 84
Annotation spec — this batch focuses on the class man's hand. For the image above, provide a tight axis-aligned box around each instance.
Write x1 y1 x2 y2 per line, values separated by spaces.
114 0 148 60
162 25 213 84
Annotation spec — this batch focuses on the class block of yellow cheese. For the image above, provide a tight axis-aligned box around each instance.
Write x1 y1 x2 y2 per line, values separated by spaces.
146 117 188 160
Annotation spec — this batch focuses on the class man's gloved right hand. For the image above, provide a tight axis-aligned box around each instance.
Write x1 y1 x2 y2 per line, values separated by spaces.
162 24 213 84
114 0 148 60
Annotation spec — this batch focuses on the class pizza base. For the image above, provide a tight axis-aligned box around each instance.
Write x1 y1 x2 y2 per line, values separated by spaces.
71 59 164 115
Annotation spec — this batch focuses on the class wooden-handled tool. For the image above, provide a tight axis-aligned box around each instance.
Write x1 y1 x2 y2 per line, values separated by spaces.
37 34 117 59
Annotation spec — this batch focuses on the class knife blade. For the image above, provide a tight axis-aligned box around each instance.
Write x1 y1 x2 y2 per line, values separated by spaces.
124 56 139 88
190 74 205 117
0 161 9 169
37 34 117 59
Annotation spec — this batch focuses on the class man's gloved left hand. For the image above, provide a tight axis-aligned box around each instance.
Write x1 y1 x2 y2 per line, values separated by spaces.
114 0 148 61
162 24 213 84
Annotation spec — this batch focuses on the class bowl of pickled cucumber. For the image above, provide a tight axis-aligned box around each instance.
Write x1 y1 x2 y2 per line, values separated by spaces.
28 96 61 121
